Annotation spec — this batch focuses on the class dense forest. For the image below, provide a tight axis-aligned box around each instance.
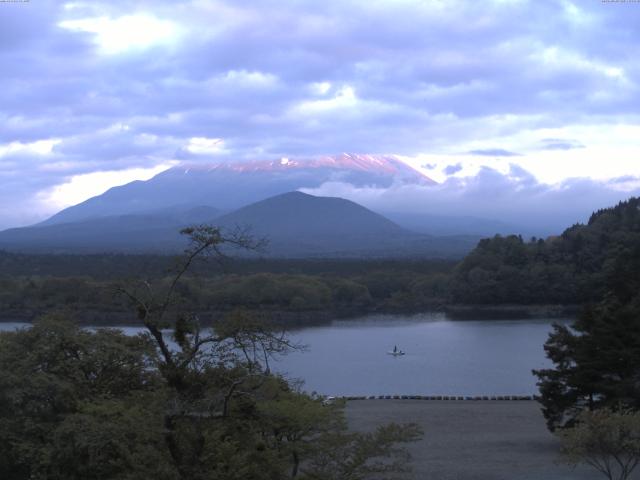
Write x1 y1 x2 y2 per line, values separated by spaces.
450 197 640 305
0 252 455 323
1 198 639 323
530 200 640 451
0 263 453 324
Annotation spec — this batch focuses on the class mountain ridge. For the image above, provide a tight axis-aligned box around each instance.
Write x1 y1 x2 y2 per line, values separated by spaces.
41 154 434 226
0 191 479 258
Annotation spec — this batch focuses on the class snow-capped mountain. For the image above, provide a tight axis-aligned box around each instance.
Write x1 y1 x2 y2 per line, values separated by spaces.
42 154 434 226
0 191 479 257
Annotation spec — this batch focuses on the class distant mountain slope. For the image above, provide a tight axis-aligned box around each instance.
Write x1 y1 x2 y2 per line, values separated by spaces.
0 192 478 258
384 211 531 237
41 154 434 226
0 206 220 254
215 192 478 258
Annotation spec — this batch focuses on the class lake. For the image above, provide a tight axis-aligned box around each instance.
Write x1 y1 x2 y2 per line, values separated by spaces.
0 313 565 396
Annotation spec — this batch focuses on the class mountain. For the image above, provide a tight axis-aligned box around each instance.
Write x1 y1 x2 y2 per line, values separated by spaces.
218 191 403 238
41 154 434 226
0 192 478 258
383 211 531 237
0 206 220 254
214 192 479 257
215 191 405 256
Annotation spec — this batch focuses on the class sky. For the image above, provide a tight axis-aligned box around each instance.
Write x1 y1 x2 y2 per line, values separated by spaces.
1 0 640 230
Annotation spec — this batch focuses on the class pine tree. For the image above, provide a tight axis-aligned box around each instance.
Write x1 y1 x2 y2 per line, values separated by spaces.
534 243 640 431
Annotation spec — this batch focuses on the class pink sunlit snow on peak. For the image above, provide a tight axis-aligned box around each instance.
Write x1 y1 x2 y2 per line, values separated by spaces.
180 154 436 184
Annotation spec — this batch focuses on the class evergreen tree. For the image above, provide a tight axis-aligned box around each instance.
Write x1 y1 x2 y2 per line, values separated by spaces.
451 197 640 306
534 242 640 431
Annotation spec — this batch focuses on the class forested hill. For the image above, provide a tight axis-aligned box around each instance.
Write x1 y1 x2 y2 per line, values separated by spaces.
2 197 639 322
450 197 640 305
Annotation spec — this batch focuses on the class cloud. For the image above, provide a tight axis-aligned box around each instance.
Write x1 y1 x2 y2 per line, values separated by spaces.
301 164 640 236
184 137 225 155
468 148 520 157
1 0 640 228
541 142 584 151
40 162 176 211
443 163 463 175
538 138 585 150
58 14 181 55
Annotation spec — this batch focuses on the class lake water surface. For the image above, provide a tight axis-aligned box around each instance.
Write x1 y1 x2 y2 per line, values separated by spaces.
0 313 565 396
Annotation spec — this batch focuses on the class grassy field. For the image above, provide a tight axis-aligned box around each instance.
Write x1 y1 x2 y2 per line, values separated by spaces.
346 400 601 480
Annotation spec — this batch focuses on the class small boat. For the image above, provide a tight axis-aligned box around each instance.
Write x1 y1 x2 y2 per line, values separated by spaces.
387 350 405 356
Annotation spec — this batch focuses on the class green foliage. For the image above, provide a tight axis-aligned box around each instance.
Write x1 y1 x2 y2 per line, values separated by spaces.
0 265 452 322
559 409 640 480
534 234 640 431
451 197 640 305
0 316 166 480
301 423 423 480
206 273 333 310
0 315 421 480
0 227 422 479
0 251 456 279
47 397 173 480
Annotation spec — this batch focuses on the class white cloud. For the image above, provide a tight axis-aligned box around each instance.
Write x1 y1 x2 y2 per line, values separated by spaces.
293 86 358 114
301 164 640 236
561 0 594 26
40 162 177 211
0 139 61 157
533 45 627 82
398 120 640 184
310 81 332 95
185 137 225 155
59 14 181 55
222 70 278 87
420 80 492 99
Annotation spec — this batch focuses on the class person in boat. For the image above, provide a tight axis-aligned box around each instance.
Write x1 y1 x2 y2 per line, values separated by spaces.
393 345 397 353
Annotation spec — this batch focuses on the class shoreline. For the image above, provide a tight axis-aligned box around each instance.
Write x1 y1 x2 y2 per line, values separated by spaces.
443 303 579 319
341 395 536 401
0 303 577 325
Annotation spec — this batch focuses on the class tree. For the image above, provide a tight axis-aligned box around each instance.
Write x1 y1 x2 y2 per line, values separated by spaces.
0 225 423 479
302 423 422 480
115 225 423 479
451 197 640 306
533 242 640 431
0 315 171 480
559 409 640 480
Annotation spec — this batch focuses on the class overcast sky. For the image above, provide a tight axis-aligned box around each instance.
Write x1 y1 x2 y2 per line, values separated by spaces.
1 0 640 230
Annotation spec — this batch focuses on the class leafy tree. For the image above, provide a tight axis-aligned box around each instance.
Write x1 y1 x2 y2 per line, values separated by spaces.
0 226 423 479
559 409 640 480
116 226 423 479
0 315 169 480
302 423 422 480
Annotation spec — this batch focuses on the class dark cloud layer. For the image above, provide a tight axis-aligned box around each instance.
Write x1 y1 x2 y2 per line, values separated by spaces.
538 138 585 151
469 149 520 157
0 0 639 228
443 163 463 175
